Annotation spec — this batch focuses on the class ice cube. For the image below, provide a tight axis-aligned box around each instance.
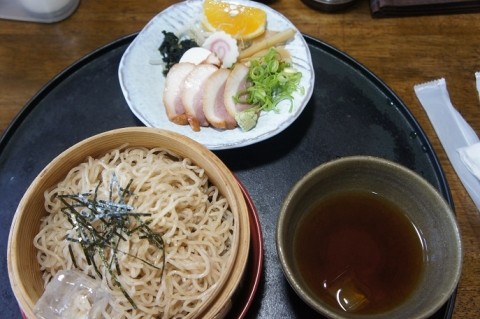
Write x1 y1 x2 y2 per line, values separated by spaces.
323 267 370 312
34 270 109 319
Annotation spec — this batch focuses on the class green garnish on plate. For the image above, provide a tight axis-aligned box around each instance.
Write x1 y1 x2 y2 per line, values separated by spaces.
234 48 304 131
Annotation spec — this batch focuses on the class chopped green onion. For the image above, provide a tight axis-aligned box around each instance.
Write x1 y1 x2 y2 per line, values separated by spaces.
234 48 303 114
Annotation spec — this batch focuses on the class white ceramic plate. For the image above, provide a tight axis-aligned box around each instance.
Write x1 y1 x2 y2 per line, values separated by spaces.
118 0 314 150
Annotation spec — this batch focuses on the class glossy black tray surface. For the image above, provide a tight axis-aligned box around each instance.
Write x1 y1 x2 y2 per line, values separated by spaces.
0 34 455 318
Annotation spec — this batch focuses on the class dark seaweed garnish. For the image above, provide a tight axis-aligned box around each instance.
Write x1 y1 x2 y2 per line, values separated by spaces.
59 174 165 309
159 30 198 76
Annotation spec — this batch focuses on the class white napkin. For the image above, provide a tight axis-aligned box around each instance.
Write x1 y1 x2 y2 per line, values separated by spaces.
458 143 480 179
414 77 480 211
476 71 480 97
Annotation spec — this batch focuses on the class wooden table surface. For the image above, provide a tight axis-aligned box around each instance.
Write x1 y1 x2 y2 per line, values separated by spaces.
1 0 479 318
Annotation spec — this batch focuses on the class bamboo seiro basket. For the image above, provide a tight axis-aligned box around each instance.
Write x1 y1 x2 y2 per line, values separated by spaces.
7 127 250 319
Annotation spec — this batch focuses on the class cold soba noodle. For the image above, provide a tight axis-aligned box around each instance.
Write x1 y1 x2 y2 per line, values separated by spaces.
33 146 235 318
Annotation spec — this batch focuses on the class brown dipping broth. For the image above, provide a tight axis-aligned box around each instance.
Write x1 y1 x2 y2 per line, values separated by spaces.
294 190 425 315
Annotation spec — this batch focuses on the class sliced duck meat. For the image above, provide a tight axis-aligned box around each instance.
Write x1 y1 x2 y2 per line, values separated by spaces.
203 68 237 130
163 62 195 125
182 64 219 131
224 63 252 118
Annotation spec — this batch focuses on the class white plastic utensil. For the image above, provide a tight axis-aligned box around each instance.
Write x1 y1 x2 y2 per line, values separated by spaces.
414 77 480 211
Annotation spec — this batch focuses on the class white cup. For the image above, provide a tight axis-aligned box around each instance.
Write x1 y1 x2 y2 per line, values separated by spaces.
19 0 79 16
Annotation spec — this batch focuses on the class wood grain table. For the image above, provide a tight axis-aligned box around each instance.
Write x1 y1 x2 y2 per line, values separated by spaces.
1 0 479 318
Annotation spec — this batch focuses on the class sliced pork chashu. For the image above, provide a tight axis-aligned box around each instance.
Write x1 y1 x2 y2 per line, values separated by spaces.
224 63 252 118
163 62 195 125
182 64 218 132
203 68 237 129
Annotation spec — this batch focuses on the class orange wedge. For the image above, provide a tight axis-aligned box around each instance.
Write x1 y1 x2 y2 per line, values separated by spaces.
202 0 267 40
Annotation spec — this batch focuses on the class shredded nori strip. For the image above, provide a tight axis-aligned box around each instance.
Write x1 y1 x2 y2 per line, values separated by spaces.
158 30 198 76
59 175 165 310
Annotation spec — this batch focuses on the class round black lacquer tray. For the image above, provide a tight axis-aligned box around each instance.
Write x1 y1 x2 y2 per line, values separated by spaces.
0 33 456 318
